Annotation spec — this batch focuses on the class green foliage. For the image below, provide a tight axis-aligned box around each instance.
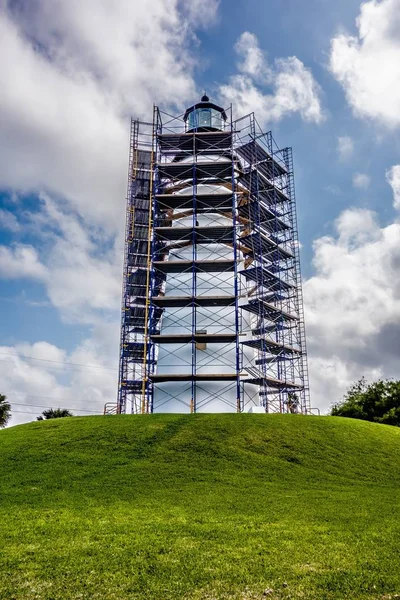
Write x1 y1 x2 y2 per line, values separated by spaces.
331 377 400 426
0 393 11 428
1 414 400 599
37 407 74 420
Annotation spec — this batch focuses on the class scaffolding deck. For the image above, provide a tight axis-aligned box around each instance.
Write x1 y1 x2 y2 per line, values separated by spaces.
151 295 236 307
236 140 287 177
153 259 235 273
151 333 237 344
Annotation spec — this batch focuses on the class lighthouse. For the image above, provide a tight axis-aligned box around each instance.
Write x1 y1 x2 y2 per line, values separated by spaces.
116 96 310 415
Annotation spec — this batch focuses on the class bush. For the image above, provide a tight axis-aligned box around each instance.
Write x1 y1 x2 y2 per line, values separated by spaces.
331 377 400 426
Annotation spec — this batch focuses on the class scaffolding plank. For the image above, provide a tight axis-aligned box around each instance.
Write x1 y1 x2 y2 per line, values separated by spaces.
240 265 294 291
240 230 293 259
153 259 235 273
240 298 298 321
150 372 238 382
236 140 287 177
151 295 236 307
237 197 289 231
151 333 237 344
242 338 301 354
239 171 290 205
243 375 302 389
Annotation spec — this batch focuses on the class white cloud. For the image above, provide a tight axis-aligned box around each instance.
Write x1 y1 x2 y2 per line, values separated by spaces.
0 0 218 230
0 330 118 426
337 135 354 160
235 31 271 81
219 32 324 125
353 172 371 189
329 0 400 128
0 0 224 425
304 189 400 412
386 164 400 209
0 244 47 280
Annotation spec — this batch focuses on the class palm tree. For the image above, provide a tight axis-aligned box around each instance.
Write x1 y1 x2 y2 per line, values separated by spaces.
0 394 11 428
37 408 74 420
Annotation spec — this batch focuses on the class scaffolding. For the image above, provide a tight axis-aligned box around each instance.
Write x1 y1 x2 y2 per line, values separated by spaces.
116 99 310 414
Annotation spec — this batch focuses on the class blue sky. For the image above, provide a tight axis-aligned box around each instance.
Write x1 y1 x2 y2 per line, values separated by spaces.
1 0 400 423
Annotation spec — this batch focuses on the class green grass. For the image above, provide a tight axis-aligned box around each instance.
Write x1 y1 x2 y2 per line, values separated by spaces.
1 414 400 600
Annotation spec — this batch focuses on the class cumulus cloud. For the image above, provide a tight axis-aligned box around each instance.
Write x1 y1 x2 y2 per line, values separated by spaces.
0 244 48 280
0 0 223 424
304 191 400 412
353 172 371 189
1 331 118 426
337 135 354 160
0 194 121 324
0 0 218 230
219 31 324 125
329 0 400 128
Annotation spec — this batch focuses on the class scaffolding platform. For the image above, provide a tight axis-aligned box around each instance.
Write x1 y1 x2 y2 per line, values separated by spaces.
237 197 289 231
150 372 239 382
236 140 287 177
244 375 302 389
240 265 294 291
242 338 301 354
153 259 235 273
151 333 237 344
151 295 236 308
240 230 293 259
240 298 298 322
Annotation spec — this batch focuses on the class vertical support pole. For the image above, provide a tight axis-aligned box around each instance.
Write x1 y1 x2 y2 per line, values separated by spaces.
231 106 242 412
191 134 197 413
141 108 157 414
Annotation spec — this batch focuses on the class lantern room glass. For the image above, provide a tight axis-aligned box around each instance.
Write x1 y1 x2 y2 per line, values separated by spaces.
187 108 224 131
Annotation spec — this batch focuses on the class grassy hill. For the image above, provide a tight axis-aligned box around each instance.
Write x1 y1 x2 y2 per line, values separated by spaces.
1 414 400 600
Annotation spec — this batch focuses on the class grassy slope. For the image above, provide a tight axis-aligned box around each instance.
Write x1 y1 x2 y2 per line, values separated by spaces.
0 414 400 600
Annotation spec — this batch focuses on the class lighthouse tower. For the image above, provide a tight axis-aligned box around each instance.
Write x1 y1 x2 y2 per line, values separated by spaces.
116 96 310 414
